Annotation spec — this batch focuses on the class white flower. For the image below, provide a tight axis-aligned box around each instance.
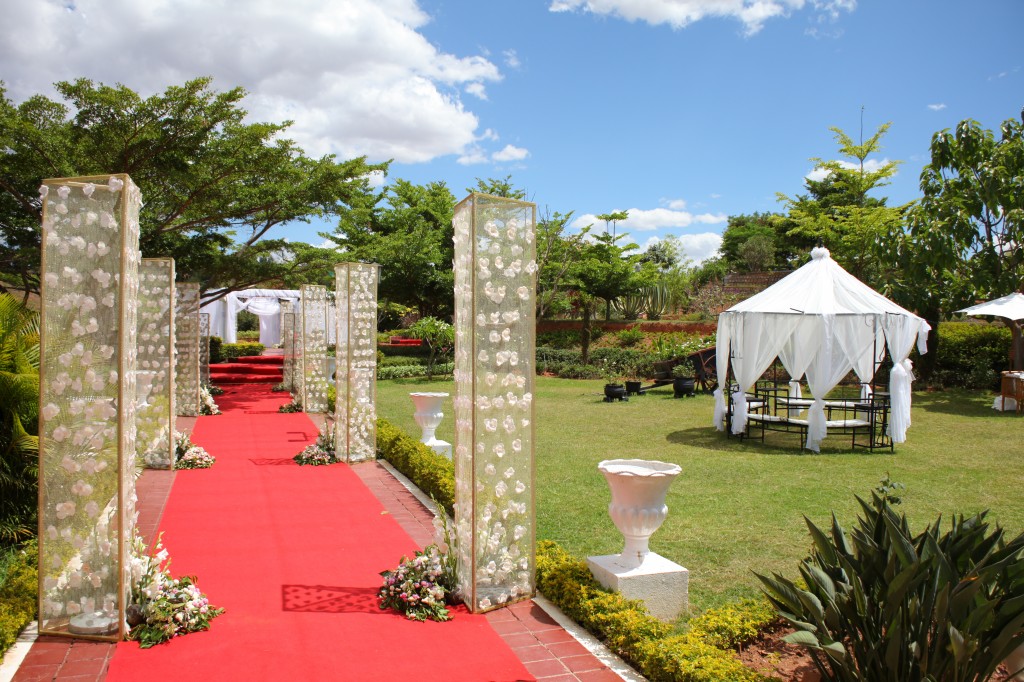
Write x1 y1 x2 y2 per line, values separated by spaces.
85 501 100 518
517 286 530 301
39 185 49 198
53 426 70 442
515 480 527 494
57 185 70 200
107 176 124 192
525 260 538 274
55 501 76 519
41 403 59 420
82 183 95 198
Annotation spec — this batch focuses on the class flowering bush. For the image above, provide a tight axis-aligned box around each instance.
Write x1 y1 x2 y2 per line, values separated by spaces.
199 384 221 415
378 546 452 622
128 532 224 648
293 424 338 466
278 398 302 413
174 431 215 469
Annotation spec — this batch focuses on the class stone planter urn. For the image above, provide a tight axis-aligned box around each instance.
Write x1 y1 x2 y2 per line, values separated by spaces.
599 458 682 568
135 369 156 409
409 392 451 457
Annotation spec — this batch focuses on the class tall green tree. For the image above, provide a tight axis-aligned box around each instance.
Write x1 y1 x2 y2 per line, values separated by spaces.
0 293 39 545
535 209 589 319
718 212 808 271
466 175 527 200
0 77 384 298
878 111 1024 373
779 123 908 282
326 179 456 318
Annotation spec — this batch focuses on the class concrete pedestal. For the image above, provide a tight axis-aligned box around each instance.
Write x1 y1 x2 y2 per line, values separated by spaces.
427 439 452 459
587 552 688 621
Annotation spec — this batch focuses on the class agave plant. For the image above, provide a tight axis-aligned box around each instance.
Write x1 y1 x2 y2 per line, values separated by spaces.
611 293 645 320
0 293 40 545
642 283 670 320
758 491 1024 682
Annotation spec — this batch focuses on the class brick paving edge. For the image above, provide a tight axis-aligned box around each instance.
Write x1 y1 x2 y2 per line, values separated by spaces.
0 622 37 682
375 459 646 682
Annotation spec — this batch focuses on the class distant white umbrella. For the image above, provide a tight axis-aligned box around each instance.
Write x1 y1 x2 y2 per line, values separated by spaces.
956 293 1024 321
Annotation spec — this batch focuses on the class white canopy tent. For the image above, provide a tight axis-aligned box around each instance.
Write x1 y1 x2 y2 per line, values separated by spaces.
956 292 1024 321
712 247 931 451
201 288 335 346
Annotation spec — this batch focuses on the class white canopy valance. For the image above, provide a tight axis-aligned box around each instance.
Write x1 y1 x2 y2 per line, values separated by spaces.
201 288 302 345
712 247 931 451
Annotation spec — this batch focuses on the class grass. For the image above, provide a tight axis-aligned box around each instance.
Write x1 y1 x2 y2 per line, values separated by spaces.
375 376 1024 615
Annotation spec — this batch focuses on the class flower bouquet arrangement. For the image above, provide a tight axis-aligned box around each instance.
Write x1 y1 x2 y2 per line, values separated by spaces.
278 398 302 413
293 423 337 466
199 384 221 415
206 383 225 396
128 532 224 648
378 503 460 622
174 431 215 469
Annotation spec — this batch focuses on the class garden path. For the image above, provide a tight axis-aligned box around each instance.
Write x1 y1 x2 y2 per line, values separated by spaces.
10 382 622 682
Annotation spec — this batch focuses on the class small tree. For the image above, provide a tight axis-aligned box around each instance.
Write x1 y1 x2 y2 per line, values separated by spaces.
407 316 453 380
738 234 776 272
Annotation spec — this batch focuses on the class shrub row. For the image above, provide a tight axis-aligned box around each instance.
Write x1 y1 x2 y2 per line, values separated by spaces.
930 321 1013 389
378 355 428 368
376 419 454 515
0 540 37 656
537 541 775 682
379 343 430 358
209 336 222 364
378 363 454 380
219 342 265 362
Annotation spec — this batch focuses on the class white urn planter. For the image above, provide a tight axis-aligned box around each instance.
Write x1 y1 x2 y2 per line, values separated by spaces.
599 458 682 567
409 392 452 457
588 458 688 620
135 370 157 409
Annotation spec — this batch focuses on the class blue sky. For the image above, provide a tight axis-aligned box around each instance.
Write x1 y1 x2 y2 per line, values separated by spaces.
3 0 1021 262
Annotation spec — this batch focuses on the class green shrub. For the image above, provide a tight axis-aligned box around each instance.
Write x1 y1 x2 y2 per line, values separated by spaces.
931 321 1012 389
378 343 430 358
220 342 265 362
209 336 223 363
327 383 336 413
536 541 771 682
758 491 1024 682
379 355 428 368
236 330 261 342
537 330 581 349
0 540 37 656
376 419 455 515
378 363 454 380
617 325 646 347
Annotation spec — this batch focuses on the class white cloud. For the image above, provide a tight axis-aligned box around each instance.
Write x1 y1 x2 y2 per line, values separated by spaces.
504 49 521 68
572 207 727 232
549 0 855 35
927 103 947 111
457 146 490 165
665 198 687 210
492 144 530 162
805 158 895 182
365 170 387 188
0 0 503 164
466 82 488 100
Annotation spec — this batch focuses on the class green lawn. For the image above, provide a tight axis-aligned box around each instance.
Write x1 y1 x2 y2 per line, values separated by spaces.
375 376 1024 614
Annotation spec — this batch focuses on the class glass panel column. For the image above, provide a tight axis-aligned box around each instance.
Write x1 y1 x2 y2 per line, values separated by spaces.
138 258 175 469
300 284 328 413
174 283 200 416
334 263 380 462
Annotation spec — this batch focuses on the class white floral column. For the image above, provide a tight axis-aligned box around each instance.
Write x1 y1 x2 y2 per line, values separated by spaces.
281 301 295 391
199 312 210 386
38 174 142 640
137 258 176 469
174 283 200 416
452 193 537 613
334 263 380 462
300 284 329 412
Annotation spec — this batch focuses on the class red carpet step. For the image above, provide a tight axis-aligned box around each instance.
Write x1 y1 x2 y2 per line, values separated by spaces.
210 357 283 385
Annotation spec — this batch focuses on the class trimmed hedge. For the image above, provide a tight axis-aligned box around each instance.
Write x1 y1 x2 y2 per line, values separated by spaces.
537 541 775 682
220 342 265 362
379 343 430 358
209 336 222 363
378 363 454 380
931 321 1012 389
376 419 455 515
0 540 37 656
379 355 429 368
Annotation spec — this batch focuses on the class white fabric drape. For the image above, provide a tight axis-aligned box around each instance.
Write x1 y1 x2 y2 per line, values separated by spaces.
725 312 800 435
882 314 931 443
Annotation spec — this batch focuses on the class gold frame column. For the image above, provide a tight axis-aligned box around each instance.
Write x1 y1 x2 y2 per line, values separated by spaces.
138 258 176 469
37 174 142 641
452 193 537 613
300 284 329 412
334 263 381 462
174 283 200 416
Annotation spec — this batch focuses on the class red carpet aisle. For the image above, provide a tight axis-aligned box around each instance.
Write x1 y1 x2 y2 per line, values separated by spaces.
105 383 534 682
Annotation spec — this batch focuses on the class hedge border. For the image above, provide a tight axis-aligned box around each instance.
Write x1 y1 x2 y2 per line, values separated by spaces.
0 540 37 657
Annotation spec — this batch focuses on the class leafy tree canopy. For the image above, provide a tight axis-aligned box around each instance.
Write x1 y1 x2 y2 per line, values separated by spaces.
718 212 808 271
778 122 908 282
0 77 385 299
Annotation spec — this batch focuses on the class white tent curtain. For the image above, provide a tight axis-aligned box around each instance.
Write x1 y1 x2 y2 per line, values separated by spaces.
713 247 931 450
200 288 302 344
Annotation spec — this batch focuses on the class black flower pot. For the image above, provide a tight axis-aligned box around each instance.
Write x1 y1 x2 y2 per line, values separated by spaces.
624 380 643 396
603 383 628 402
673 377 696 398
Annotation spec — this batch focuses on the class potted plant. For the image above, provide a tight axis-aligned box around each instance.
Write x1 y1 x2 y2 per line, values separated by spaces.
602 366 628 402
671 360 696 398
624 359 644 397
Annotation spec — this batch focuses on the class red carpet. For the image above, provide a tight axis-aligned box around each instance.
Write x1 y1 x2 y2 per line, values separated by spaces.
210 355 284 385
106 383 533 681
